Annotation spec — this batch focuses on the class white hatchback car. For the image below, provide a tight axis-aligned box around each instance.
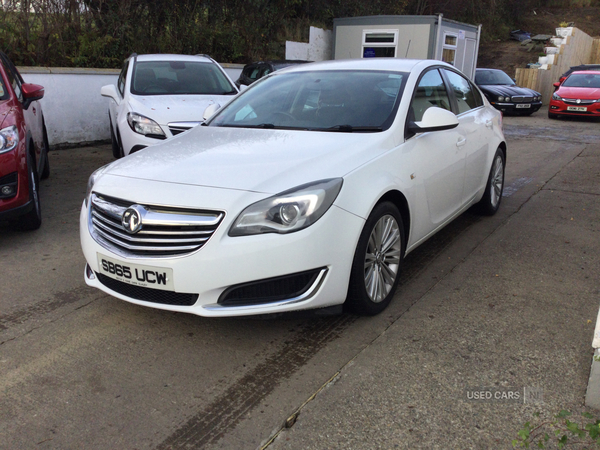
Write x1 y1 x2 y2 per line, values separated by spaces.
101 53 239 158
81 59 506 317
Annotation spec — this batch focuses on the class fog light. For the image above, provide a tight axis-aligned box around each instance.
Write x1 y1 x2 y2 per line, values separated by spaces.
86 264 96 280
1 185 14 196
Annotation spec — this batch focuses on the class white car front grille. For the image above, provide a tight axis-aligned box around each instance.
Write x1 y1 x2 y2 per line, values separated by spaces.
89 193 224 257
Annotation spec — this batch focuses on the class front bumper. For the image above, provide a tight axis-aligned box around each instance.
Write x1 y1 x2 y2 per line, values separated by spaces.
80 190 365 317
0 144 31 220
490 101 542 114
549 100 600 117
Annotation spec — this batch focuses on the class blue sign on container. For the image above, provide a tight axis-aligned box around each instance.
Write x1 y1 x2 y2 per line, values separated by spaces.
363 48 376 58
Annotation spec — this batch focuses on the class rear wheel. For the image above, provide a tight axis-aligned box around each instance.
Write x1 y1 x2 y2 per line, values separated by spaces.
346 202 405 315
14 150 42 231
475 148 505 216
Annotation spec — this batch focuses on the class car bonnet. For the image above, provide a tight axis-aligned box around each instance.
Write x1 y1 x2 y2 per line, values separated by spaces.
101 125 395 195
128 94 236 125
556 86 600 99
480 85 538 97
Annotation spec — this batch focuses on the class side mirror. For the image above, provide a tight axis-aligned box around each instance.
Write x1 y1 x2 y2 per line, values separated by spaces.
553 82 560 88
21 83 44 110
100 84 120 103
407 107 459 134
203 103 220 121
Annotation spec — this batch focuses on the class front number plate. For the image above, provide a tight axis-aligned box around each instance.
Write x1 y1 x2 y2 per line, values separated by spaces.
97 254 174 291
567 106 587 111
516 104 531 109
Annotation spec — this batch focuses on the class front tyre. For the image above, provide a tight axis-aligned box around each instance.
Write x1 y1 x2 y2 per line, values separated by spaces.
110 117 123 159
14 151 42 231
476 148 505 216
346 202 405 315
40 123 50 180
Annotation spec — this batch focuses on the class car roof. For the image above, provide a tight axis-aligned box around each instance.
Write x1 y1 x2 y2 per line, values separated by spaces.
275 58 448 74
134 54 215 63
570 70 600 75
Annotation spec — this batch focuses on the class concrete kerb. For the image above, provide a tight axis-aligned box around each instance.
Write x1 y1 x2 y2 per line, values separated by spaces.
585 311 600 409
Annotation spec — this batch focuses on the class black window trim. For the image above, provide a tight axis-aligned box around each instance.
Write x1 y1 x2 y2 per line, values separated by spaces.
404 65 454 140
439 67 485 115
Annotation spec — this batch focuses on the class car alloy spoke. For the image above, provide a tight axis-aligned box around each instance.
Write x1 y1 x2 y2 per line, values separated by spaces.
364 214 401 303
491 156 504 206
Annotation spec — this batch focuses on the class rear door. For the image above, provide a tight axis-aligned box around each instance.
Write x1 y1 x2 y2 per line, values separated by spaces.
441 68 493 204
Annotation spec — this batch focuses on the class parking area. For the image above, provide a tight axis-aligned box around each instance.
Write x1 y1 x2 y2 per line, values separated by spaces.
1 107 599 449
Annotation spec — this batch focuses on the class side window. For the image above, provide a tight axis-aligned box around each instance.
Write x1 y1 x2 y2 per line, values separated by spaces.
409 69 451 122
117 60 129 97
443 69 478 114
1 56 22 102
249 66 261 81
471 82 484 107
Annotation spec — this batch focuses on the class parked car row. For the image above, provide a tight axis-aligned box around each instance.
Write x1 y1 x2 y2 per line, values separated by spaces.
3 46 594 320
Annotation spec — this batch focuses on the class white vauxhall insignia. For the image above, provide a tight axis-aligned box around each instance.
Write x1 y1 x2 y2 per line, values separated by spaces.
81 58 507 317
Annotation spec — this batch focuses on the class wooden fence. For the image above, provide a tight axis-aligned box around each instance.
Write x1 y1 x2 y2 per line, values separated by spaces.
515 28 600 105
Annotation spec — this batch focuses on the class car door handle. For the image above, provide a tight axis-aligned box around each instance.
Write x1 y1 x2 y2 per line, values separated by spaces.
485 120 493 128
456 138 467 147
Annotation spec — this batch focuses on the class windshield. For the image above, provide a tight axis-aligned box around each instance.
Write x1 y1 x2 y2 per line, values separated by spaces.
0 76 7 100
475 70 515 86
131 61 237 96
563 73 600 88
209 70 406 132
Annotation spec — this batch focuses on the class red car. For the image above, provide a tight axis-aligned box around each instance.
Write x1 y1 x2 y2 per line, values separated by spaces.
549 70 600 119
0 51 49 230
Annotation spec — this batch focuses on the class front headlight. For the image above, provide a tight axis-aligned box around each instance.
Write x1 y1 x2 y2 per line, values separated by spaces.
85 163 111 206
127 112 165 138
0 125 19 154
229 178 343 236
552 93 562 101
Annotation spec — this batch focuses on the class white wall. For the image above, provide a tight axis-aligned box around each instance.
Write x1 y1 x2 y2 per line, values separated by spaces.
18 64 243 147
286 27 332 61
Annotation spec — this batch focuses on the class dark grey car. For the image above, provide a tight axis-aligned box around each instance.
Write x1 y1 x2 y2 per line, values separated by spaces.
235 60 310 88
475 68 542 115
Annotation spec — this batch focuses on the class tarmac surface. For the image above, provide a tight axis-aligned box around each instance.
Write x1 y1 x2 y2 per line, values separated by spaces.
0 107 599 449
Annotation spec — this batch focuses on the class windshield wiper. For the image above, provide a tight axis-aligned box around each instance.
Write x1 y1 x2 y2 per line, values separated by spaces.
323 125 384 133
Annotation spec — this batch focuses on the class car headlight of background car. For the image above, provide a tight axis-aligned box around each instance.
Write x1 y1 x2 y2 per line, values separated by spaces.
0 125 19 154
127 112 166 139
229 178 343 236
497 96 511 102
